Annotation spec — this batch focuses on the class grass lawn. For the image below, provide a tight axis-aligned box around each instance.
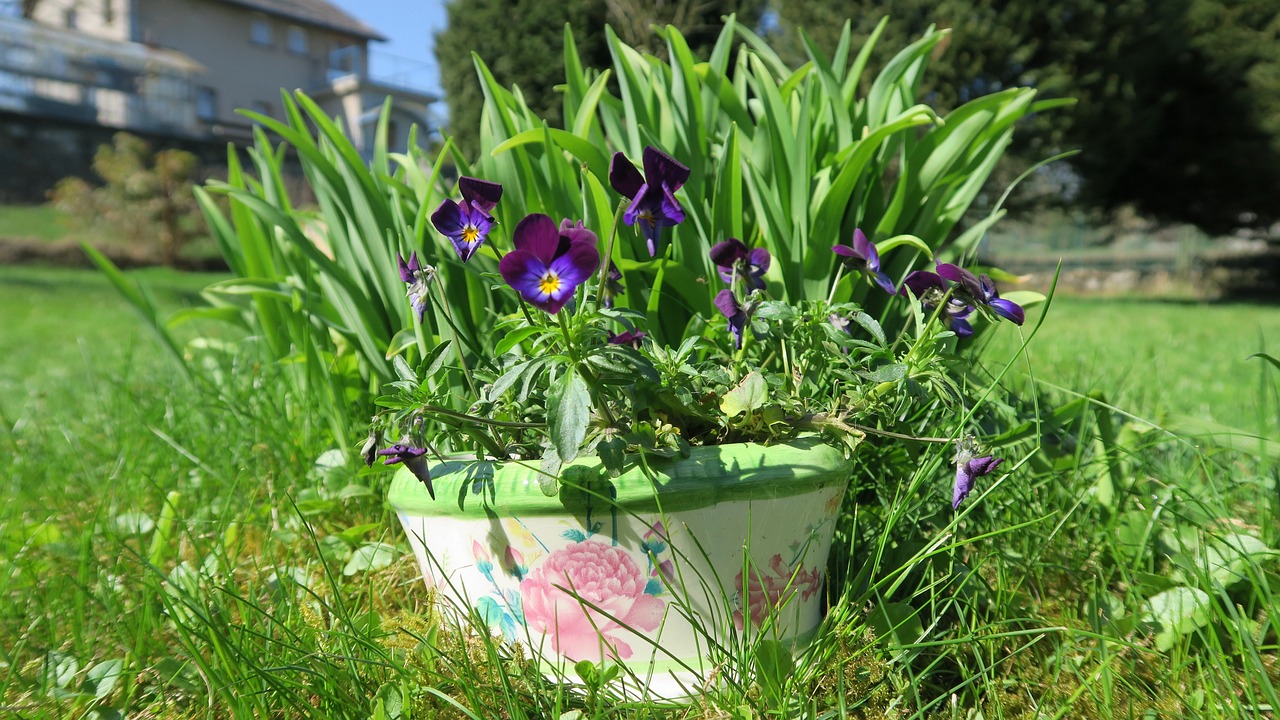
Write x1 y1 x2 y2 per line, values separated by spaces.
0 265 224 404
1 266 1277 718
987 296 1280 434
0 204 79 241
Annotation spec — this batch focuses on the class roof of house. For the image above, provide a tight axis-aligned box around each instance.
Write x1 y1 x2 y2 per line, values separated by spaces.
213 0 387 41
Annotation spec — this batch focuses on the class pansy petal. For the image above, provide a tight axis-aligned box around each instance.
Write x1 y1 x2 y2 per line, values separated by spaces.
642 146 690 191
659 184 685 225
558 218 597 247
458 176 502 215
949 316 974 337
430 199 465 238
989 298 1025 325
397 253 415 282
511 213 562 264
714 289 740 320
622 185 653 227
449 204 493 262
709 238 748 267
498 249 544 295
936 263 983 297
952 465 975 510
748 247 771 274
851 229 876 263
901 270 945 297
609 153 645 198
872 270 897 294
831 244 858 258
548 241 601 290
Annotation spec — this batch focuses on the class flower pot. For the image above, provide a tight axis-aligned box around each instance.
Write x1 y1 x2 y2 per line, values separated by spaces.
388 436 854 696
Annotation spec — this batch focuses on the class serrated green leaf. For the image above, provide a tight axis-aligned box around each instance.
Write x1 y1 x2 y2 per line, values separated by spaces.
392 356 416 384
548 371 591 463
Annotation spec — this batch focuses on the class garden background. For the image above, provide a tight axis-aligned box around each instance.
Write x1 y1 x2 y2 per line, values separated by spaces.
3 1 1280 718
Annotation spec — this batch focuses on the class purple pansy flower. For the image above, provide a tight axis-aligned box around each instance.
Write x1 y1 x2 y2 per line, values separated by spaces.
901 270 975 337
832 229 896 294
952 448 1003 510
397 252 436 323
430 176 503 262
609 146 690 257
378 444 434 499
608 329 647 349
714 289 748 350
710 238 771 291
936 263 1025 325
498 214 601 314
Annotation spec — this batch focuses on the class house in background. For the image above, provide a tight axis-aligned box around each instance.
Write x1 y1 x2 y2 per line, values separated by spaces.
4 0 436 156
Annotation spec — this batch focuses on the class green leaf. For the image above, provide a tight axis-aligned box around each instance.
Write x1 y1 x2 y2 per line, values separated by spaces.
41 651 79 692
1250 352 1280 373
875 234 933 258
1204 534 1274 587
489 127 610 187
392 356 416 384
868 601 923 652
82 658 124 701
343 542 398 576
548 370 591 463
422 339 453 378
384 329 419 360
1143 586 1212 651
596 436 627 478
720 371 767 417
753 639 795 699
495 326 543 356
374 682 404 720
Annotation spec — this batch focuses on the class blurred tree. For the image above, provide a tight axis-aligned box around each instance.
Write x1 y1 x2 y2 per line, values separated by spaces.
435 0 766 160
435 0 612 160
606 0 766 57
50 133 202 266
771 0 1280 233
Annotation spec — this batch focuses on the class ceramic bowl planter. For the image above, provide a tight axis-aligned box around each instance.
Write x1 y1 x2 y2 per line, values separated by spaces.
388 436 854 696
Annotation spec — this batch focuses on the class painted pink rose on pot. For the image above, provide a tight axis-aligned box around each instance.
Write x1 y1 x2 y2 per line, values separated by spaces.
519 540 665 661
735 554 823 629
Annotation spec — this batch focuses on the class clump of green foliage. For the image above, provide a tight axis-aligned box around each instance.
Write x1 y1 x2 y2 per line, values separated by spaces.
51 132 204 266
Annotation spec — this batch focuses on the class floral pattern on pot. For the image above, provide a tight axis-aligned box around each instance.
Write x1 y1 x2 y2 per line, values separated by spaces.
519 539 666 660
733 553 824 630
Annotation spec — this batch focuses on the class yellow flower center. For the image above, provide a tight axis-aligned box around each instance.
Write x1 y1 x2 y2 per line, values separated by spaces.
538 271 562 296
461 226 480 245
637 210 656 227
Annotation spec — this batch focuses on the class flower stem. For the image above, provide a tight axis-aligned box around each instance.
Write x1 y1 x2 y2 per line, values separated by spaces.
591 200 629 313
826 263 847 304
421 403 545 429
491 245 540 328
429 281 479 398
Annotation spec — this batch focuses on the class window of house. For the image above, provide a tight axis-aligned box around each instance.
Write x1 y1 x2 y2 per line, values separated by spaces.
287 26 308 55
103 0 114 23
327 45 360 79
196 86 217 120
64 9 78 29
251 100 272 118
250 17 272 46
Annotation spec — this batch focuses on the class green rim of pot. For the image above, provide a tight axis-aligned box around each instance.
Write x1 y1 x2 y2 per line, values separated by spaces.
387 436 854 518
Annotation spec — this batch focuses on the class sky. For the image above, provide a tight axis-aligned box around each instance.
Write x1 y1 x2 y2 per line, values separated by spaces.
330 0 449 97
